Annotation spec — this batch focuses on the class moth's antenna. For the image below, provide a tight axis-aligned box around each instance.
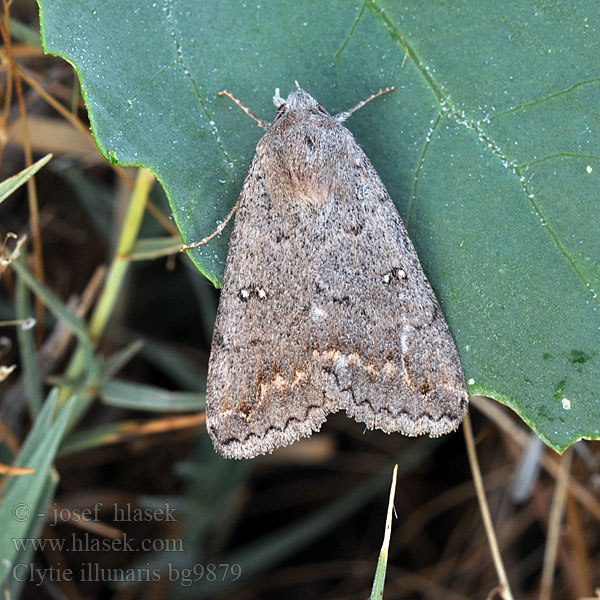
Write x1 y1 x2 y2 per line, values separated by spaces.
294 80 301 90
334 85 395 123
218 90 267 128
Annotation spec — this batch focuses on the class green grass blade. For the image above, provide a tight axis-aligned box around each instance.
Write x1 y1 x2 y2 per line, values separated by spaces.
10 254 98 381
13 389 58 467
6 471 58 600
179 441 439 598
3 17 44 47
15 274 43 416
100 379 205 412
103 339 145 379
58 420 133 456
114 329 207 391
0 392 77 586
0 154 52 204
370 464 398 600
129 236 182 260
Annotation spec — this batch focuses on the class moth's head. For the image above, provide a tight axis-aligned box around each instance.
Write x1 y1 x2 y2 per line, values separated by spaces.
271 82 331 124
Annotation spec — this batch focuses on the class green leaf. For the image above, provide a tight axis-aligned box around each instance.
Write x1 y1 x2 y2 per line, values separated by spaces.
37 1 600 452
0 154 52 204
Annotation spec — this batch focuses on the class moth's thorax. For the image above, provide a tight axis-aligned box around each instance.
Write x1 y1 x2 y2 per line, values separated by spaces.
258 95 355 206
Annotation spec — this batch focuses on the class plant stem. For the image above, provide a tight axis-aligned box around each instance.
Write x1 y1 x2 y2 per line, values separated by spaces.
58 168 155 422
463 412 514 600
539 447 573 600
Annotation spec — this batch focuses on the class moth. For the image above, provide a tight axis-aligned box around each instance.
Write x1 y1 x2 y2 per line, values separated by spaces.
185 83 468 459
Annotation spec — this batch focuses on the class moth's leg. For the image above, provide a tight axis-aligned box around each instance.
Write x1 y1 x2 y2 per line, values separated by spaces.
180 195 242 251
181 89 266 251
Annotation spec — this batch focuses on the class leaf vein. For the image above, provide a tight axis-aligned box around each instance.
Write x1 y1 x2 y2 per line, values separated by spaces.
335 1 368 60
368 0 599 307
129 66 170 103
407 113 441 229
519 153 600 169
516 170 599 306
490 77 600 121
367 0 444 104
164 0 234 167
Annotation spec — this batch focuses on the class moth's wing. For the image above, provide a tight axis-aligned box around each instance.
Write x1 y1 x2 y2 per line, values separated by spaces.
206 154 334 459
309 149 468 436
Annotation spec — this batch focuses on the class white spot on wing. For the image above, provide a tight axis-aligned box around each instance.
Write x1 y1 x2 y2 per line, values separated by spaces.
311 303 327 318
400 331 409 354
